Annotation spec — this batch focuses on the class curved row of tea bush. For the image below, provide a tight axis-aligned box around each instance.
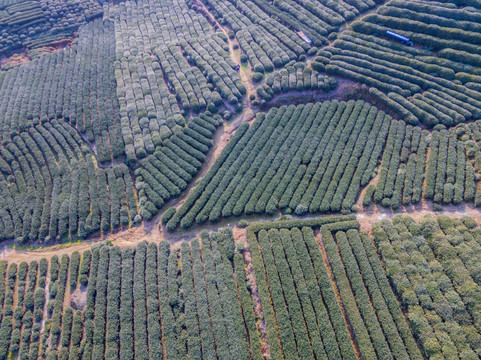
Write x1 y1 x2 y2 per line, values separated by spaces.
325 0 481 127
135 112 222 221
201 0 381 53
199 0 311 69
109 0 246 160
256 62 337 103
181 33 246 106
0 0 102 57
0 18 123 164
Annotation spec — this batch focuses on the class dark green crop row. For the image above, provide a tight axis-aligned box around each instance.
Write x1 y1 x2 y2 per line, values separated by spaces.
0 225 265 359
136 112 222 221
0 0 102 56
0 19 122 163
0 120 137 243
246 218 420 360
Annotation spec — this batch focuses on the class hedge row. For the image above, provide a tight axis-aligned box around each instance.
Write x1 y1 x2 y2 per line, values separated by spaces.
0 0 102 57
198 0 311 70
374 215 481 358
321 227 380 359
157 44 213 113
135 112 222 220
166 100 391 230
0 226 265 358
112 0 244 161
202 0 380 56
247 221 361 359
181 34 246 106
245 217 421 359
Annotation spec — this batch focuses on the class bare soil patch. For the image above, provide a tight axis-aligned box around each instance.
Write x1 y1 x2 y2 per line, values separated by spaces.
233 227 271 359
70 288 87 310
356 201 481 235
0 52 30 69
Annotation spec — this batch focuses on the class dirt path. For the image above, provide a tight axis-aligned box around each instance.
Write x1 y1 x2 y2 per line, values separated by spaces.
194 0 255 119
356 201 481 235
136 0 257 232
3 0 481 264
233 228 271 359
316 233 362 360
3 202 481 264
0 225 158 264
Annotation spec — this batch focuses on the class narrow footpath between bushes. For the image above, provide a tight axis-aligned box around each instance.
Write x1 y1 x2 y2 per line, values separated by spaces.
2 203 481 264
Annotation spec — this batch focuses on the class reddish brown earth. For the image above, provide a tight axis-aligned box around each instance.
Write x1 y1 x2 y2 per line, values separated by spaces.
0 52 30 69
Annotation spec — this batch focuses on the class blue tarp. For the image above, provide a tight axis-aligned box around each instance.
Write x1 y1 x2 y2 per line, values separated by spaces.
386 30 410 43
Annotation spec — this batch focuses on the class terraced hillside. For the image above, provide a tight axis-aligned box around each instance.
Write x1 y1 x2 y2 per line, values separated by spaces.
1 0 481 358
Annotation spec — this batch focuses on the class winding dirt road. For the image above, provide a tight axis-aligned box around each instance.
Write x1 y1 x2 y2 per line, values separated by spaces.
3 201 481 264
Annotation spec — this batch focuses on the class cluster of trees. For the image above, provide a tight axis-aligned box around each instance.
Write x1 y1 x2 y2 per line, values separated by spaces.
136 112 222 221
165 100 391 230
0 228 265 359
325 0 481 127
0 19 123 164
256 62 337 103
0 120 138 243
374 215 481 358
0 0 102 56
368 120 480 210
